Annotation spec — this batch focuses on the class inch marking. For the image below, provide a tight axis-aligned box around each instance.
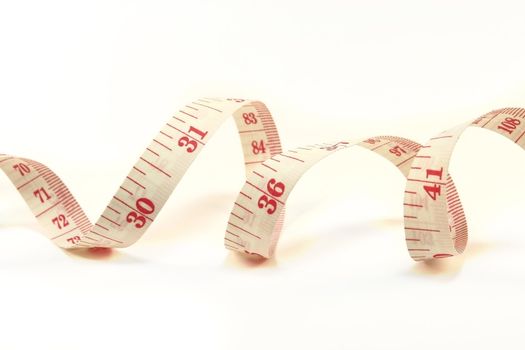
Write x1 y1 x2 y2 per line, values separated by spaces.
240 192 252 200
153 139 172 151
231 212 243 221
404 227 441 233
515 130 525 143
226 230 239 237
225 237 244 247
228 222 260 239
107 206 121 215
89 231 123 244
120 186 133 196
279 154 305 163
139 157 171 178
179 110 198 119
239 129 266 134
146 148 160 156
172 116 186 123
133 166 146 175
261 163 277 172
430 135 453 140
403 203 423 208
95 223 109 231
396 155 416 167
126 176 146 189
159 131 173 139
234 202 254 214
481 114 498 128
101 215 121 227
192 102 222 113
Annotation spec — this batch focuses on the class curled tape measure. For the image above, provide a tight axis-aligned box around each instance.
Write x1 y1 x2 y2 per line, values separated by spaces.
0 98 282 249
1 99 523 262
223 107 525 261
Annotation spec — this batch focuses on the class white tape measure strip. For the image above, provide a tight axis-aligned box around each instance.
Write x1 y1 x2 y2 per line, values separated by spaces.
224 136 424 257
403 108 525 260
225 107 525 261
2 102 523 262
0 98 282 249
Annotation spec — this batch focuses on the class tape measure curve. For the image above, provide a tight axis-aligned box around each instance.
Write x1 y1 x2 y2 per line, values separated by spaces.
2 101 524 262
224 107 525 261
1 98 282 249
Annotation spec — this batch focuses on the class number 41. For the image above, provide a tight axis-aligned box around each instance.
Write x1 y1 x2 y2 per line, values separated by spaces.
423 168 443 200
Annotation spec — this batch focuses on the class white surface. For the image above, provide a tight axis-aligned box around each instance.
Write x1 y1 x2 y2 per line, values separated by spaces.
1 0 525 349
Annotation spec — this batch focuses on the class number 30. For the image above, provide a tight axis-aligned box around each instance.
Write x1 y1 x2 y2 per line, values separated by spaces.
126 198 155 229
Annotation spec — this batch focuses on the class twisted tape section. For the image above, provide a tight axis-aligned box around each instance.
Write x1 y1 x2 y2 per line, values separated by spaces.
1 98 282 249
225 108 525 261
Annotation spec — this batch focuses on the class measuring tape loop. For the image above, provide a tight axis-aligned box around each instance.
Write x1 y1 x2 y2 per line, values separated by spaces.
0 98 282 249
3 102 524 262
403 107 525 261
225 107 525 261
224 135 425 257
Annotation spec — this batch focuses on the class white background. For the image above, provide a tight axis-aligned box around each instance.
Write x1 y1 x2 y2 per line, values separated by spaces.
1 1 525 349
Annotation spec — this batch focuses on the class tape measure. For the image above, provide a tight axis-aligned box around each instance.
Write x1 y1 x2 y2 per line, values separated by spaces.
1 100 523 262
224 107 525 261
0 98 282 249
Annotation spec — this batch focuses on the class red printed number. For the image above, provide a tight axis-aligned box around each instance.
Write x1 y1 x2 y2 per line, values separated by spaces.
423 167 443 200
13 163 31 176
178 126 208 153
389 145 407 157
126 197 155 229
52 214 69 229
67 236 81 244
252 140 266 154
258 179 286 215
497 117 521 134
33 187 51 203
363 138 380 144
243 112 258 125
